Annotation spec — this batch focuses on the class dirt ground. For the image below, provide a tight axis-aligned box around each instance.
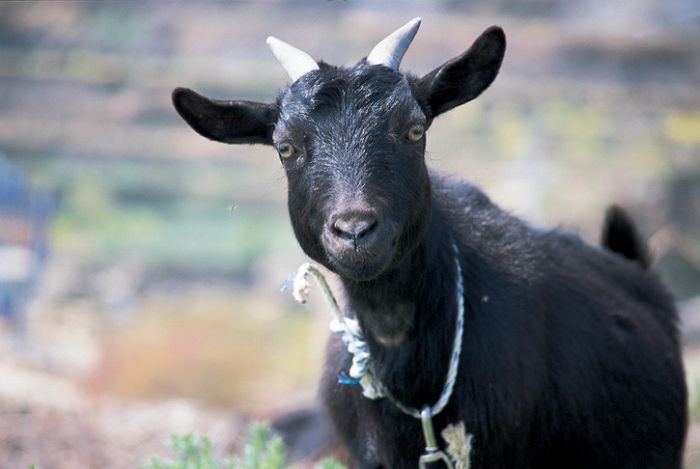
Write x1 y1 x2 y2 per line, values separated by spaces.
2 317 700 468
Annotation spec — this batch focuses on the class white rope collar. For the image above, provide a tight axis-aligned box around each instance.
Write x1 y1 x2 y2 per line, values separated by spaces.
288 242 465 420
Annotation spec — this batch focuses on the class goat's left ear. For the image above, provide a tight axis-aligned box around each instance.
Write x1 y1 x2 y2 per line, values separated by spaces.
417 26 506 119
172 88 278 145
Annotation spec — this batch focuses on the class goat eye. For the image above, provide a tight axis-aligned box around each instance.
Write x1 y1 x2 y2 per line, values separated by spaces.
407 124 425 142
277 142 295 158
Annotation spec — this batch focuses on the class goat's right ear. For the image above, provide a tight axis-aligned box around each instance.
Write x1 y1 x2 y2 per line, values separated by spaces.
172 88 278 145
417 26 506 119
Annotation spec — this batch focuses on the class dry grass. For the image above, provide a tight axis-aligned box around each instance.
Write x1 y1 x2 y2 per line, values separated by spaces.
86 291 323 409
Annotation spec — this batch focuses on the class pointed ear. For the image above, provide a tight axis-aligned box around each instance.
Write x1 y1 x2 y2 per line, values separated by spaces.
172 87 278 145
417 26 506 119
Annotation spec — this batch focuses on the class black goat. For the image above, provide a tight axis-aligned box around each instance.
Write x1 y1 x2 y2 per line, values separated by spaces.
172 19 687 469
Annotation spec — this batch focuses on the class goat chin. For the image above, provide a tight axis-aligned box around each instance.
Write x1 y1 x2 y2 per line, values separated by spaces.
323 250 395 282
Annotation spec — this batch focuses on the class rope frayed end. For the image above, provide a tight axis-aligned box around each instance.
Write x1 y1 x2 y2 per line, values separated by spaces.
286 261 383 400
291 262 313 304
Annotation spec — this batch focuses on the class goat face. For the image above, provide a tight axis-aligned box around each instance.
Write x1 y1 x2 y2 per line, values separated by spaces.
274 65 431 281
172 20 506 281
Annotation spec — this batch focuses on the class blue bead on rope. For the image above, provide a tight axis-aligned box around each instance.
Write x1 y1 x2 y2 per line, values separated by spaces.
338 372 361 385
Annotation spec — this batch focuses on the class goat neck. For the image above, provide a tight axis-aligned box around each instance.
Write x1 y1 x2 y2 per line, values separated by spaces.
339 204 460 408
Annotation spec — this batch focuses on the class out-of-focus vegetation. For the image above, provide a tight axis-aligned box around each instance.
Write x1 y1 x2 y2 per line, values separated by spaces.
0 1 698 468
143 433 240 469
143 426 345 469
90 292 320 407
48 158 294 273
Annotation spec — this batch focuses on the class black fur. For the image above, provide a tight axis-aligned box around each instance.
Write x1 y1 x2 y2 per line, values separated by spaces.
173 23 686 469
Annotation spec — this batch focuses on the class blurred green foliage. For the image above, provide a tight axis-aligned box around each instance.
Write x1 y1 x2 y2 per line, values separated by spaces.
143 433 235 469
231 424 285 469
143 425 345 469
38 156 295 272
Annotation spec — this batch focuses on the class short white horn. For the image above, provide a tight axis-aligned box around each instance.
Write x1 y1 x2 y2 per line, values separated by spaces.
366 17 421 70
267 36 320 82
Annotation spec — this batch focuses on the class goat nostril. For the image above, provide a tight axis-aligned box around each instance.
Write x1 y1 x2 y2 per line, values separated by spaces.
331 222 351 240
357 220 377 239
331 216 378 243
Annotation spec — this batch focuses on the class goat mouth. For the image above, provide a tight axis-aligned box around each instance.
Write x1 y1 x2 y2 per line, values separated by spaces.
324 245 396 282
328 257 392 281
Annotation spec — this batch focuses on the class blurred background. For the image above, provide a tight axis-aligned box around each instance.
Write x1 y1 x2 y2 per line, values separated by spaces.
0 1 698 467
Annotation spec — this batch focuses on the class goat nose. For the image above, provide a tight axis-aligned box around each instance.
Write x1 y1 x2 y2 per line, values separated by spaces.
331 213 378 246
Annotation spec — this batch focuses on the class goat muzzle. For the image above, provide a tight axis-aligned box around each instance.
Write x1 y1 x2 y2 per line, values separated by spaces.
321 209 396 281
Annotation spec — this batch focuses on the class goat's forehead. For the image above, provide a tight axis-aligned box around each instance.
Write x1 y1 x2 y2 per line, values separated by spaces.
278 65 420 120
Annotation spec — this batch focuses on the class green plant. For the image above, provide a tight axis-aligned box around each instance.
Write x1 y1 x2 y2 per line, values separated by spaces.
230 423 285 469
143 424 345 469
143 433 233 469
313 459 346 469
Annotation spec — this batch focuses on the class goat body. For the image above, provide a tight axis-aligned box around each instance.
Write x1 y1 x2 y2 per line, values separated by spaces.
323 175 686 468
173 19 687 469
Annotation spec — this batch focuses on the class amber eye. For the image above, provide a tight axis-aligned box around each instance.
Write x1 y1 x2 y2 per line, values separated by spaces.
407 124 425 142
278 142 295 158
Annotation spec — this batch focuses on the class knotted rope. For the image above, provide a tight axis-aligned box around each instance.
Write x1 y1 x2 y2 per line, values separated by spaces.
287 241 464 417
290 262 384 399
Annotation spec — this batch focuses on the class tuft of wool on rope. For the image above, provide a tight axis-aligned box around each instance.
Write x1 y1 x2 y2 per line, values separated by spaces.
441 422 472 469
